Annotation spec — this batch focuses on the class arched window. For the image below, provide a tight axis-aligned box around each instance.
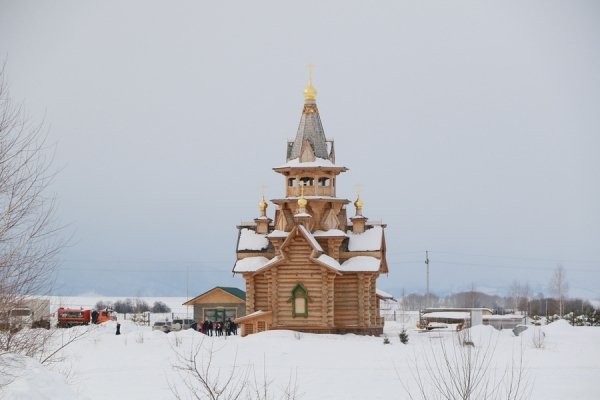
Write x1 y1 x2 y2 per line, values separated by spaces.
291 283 308 318
318 177 330 187
300 177 313 186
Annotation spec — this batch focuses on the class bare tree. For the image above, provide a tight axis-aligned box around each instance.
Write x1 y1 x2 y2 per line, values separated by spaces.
549 264 568 318
508 281 531 314
508 281 521 312
0 66 62 358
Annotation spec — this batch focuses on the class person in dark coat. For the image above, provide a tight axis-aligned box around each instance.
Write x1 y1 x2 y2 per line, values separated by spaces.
115 323 121 335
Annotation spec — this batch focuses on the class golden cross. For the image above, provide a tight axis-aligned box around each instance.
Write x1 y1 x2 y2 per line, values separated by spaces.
355 182 363 197
307 64 315 85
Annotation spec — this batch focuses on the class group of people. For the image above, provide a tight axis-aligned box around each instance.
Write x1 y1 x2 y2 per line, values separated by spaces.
199 318 238 336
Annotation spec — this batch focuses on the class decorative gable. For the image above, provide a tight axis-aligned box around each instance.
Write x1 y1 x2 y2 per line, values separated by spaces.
320 208 340 231
299 138 317 162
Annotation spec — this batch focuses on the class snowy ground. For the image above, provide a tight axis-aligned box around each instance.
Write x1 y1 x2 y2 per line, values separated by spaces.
2 298 599 399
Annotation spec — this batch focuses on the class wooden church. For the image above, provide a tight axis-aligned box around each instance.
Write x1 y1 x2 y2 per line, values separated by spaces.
233 76 389 336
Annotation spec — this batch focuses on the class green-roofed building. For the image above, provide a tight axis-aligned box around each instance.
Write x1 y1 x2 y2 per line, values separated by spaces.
183 287 246 323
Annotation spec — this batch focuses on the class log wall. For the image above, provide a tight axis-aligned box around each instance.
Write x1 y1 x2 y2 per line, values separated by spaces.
334 274 359 326
241 229 385 335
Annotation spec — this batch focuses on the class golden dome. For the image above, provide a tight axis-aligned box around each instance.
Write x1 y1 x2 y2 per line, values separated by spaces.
354 196 364 210
304 83 317 101
259 197 268 212
304 64 317 101
298 196 308 209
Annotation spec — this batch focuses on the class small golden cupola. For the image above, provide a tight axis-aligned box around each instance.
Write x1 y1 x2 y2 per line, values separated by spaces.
351 192 367 234
259 196 268 217
354 195 364 216
303 76 317 102
294 182 312 226
254 194 271 234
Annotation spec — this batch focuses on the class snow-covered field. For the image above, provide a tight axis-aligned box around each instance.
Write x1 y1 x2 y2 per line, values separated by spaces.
2 298 599 400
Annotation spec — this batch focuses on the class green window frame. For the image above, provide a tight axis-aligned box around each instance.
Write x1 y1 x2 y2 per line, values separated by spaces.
291 283 308 318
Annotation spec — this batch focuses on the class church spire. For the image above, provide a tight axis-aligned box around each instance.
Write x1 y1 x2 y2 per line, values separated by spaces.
287 66 332 162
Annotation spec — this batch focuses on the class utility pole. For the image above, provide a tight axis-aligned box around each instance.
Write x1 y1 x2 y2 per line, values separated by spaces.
425 250 430 309
186 266 189 319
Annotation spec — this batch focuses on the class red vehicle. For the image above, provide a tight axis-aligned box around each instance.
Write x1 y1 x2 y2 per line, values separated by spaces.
57 308 115 328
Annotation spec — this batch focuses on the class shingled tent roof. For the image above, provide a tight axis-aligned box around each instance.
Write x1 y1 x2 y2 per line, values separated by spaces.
287 101 331 161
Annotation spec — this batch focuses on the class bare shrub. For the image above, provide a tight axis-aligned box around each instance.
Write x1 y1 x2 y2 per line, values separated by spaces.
170 338 299 400
401 330 530 400
135 332 144 344
174 334 183 347
531 326 545 349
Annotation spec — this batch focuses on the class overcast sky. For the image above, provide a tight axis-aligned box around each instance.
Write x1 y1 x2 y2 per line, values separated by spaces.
1 0 598 299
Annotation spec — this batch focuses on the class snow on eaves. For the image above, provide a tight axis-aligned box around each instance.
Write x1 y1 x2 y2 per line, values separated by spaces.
233 256 269 272
267 230 288 238
340 256 381 272
276 157 336 168
313 229 347 237
316 255 381 272
317 254 341 269
294 212 312 218
376 289 395 299
238 228 269 251
233 256 282 273
346 226 383 251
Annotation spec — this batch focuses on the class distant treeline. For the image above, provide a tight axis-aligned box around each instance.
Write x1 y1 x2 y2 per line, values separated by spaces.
95 298 171 314
400 291 596 317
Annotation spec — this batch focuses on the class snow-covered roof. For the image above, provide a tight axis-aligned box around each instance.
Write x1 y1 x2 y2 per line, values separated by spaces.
267 230 288 238
340 256 381 272
317 254 341 270
233 256 270 272
273 196 345 201
275 157 337 169
294 212 312 218
240 310 267 319
422 312 470 320
234 255 284 273
298 225 323 251
233 255 283 273
234 309 272 323
347 226 383 251
237 228 269 251
422 312 526 322
315 255 381 272
376 289 395 299
483 315 525 321
313 229 347 237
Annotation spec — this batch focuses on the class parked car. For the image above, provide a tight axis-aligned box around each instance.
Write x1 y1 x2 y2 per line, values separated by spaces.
152 321 171 333
171 318 195 331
